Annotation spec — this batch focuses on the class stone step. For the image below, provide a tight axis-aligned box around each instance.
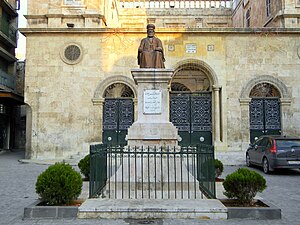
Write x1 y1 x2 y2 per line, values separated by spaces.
101 182 206 199
78 199 227 219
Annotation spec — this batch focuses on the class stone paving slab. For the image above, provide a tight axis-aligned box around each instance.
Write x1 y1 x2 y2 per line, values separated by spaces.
78 199 227 219
2 151 300 225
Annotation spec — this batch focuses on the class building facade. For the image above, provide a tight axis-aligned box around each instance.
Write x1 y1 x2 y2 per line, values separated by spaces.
20 0 300 164
0 0 24 151
233 0 300 28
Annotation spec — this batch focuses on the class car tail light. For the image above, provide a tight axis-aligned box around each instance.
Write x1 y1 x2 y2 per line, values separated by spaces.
270 140 277 153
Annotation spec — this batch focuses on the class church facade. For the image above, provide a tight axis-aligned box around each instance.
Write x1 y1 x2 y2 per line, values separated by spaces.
20 0 300 164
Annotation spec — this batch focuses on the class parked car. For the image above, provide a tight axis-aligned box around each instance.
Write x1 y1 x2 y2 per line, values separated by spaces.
246 135 300 174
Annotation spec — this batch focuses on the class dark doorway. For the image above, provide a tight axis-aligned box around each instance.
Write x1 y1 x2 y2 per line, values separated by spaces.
170 92 212 146
102 83 134 146
249 98 281 143
249 83 281 143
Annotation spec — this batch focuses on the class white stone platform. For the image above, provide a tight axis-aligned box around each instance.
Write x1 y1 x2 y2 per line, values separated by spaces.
78 199 227 219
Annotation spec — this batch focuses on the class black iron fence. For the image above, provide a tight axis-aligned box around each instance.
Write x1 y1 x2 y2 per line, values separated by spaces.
90 144 215 199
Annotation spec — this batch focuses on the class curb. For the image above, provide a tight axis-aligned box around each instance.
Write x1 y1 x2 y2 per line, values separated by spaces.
226 199 281 220
24 200 79 219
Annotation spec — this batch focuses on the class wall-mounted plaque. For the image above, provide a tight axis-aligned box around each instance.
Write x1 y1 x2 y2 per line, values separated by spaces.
186 43 197 53
207 44 214 51
144 90 162 114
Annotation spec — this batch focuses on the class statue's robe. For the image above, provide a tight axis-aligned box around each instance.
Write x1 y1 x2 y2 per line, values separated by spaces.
138 37 165 68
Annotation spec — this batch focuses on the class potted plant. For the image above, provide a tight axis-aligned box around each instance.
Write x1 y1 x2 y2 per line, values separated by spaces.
24 162 83 219
214 159 224 181
78 154 90 181
221 168 281 219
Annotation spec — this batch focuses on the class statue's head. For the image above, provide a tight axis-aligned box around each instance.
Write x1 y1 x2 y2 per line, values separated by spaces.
146 24 155 38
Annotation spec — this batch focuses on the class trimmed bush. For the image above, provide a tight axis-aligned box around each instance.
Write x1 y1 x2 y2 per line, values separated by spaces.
214 159 224 178
223 168 267 206
36 162 82 205
78 154 90 179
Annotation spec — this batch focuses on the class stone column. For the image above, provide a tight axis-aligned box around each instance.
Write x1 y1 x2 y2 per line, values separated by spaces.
239 98 251 149
92 98 104 143
213 85 221 143
280 98 292 136
133 98 138 122
126 69 179 147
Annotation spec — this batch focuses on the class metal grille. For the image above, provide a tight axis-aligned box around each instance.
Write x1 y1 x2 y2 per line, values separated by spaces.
103 99 134 130
170 93 212 132
250 99 264 130
191 95 212 132
64 45 81 61
170 94 190 132
103 99 118 130
265 99 281 130
118 99 134 130
250 98 281 131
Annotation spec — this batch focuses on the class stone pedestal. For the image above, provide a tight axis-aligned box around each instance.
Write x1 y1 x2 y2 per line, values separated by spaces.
103 69 199 200
126 69 179 147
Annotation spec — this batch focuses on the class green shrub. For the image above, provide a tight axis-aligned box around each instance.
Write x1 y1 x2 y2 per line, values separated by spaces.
35 162 82 205
214 159 224 178
223 168 267 206
78 154 90 179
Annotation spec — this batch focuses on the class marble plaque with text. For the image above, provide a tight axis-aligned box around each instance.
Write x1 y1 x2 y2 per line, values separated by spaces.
143 90 162 114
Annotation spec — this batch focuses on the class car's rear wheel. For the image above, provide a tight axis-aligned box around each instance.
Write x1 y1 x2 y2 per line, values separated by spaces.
246 154 251 167
263 158 270 174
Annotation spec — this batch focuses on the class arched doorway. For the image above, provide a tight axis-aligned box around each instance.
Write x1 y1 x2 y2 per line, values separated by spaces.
249 82 281 143
102 83 135 146
170 61 215 146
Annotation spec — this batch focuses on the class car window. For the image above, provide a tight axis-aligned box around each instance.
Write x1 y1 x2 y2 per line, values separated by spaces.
254 138 263 146
276 140 300 148
260 138 269 147
266 138 272 148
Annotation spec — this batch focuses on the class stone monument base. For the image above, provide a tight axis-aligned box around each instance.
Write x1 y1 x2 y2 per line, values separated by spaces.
127 122 178 147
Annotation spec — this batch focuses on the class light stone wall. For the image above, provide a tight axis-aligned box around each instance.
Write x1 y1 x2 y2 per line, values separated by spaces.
23 29 300 161
232 0 300 28
26 0 106 29
118 8 232 28
27 0 103 15
225 33 300 151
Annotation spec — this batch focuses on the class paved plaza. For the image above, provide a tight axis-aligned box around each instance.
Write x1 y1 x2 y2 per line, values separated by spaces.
0 150 299 225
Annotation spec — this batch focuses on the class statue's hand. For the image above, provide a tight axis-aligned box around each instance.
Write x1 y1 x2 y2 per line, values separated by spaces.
155 47 163 52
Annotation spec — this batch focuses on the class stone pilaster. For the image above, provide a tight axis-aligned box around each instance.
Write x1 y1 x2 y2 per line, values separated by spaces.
213 85 221 143
239 98 251 149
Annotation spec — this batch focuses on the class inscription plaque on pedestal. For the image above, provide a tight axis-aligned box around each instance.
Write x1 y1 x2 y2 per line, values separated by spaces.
143 90 162 114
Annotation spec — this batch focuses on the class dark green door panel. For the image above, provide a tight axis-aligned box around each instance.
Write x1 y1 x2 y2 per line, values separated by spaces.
103 130 118 146
191 131 212 146
250 98 281 143
178 131 190 147
103 99 134 146
170 92 212 146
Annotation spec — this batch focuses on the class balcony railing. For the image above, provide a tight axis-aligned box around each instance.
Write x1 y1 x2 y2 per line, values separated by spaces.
0 16 17 44
119 0 232 8
0 69 16 90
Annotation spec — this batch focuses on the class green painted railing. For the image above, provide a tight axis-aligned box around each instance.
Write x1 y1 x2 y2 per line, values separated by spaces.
0 68 16 90
89 144 108 198
0 15 17 44
89 144 215 199
196 144 216 199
